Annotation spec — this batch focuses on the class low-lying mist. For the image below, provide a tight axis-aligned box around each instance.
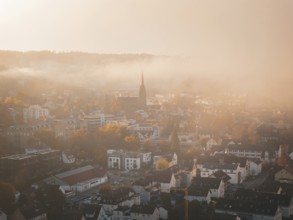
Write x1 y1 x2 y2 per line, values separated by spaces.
0 51 292 109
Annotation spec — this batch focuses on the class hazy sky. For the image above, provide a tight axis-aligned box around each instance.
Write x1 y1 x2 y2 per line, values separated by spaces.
1 0 293 77
0 0 292 56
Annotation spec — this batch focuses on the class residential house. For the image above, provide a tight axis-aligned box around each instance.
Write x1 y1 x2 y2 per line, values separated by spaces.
153 169 176 193
248 158 262 176
130 205 159 220
198 162 242 184
191 177 225 198
131 124 160 146
195 155 245 184
99 187 140 215
275 166 293 183
206 137 221 151
174 171 193 188
185 187 211 204
61 152 75 164
112 206 131 220
132 177 160 204
158 207 168 220
82 204 108 220
209 170 231 191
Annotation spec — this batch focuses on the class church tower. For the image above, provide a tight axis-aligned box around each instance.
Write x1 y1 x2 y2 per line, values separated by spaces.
139 73 147 108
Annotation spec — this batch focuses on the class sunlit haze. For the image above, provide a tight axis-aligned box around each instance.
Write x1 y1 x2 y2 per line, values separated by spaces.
0 0 293 102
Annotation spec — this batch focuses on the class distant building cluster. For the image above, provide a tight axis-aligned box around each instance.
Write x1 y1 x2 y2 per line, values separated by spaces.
2 73 293 220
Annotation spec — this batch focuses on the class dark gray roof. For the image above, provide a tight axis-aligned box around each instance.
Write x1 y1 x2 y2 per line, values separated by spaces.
187 187 210 197
215 198 279 216
234 189 292 207
209 170 231 182
203 163 238 170
82 204 102 220
130 205 157 215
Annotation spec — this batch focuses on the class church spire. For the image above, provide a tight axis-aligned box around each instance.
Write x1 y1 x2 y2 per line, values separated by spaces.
139 72 146 108
141 72 144 86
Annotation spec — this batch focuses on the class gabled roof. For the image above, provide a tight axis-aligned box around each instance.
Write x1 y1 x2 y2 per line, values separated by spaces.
191 177 222 189
256 180 281 194
82 204 103 220
187 187 210 197
132 175 153 187
100 187 135 205
283 166 293 176
209 170 231 182
130 205 157 215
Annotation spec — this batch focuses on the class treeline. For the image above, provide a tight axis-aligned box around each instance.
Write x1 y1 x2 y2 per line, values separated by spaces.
34 124 140 166
0 50 155 68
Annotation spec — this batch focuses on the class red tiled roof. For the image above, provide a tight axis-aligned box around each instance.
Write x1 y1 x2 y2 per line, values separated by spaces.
61 168 106 185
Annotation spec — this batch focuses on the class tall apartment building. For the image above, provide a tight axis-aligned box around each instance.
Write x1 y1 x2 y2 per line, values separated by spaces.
107 149 151 171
